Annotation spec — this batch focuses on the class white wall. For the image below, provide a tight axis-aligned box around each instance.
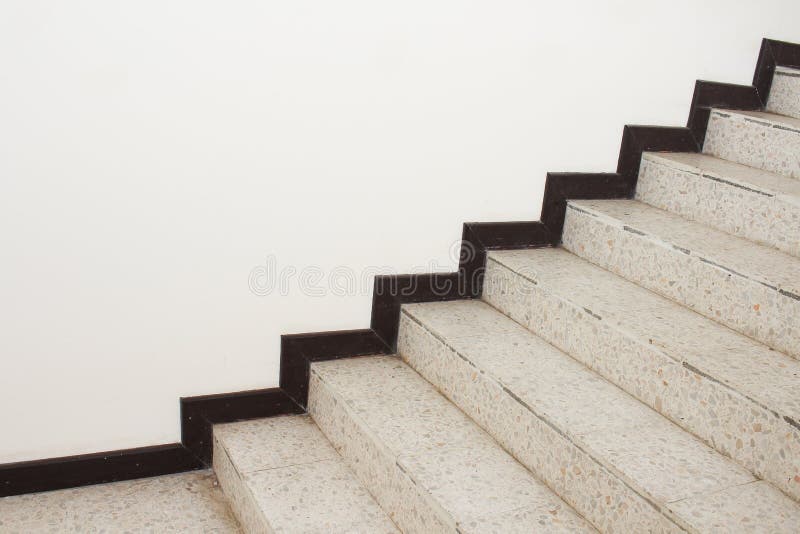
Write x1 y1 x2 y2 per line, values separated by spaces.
1 0 798 463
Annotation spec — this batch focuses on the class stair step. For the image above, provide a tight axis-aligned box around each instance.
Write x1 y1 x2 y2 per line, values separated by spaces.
636 151 800 257
767 66 800 120
308 355 594 533
561 198 800 358
398 299 800 533
702 108 800 179
483 247 800 502
213 415 398 534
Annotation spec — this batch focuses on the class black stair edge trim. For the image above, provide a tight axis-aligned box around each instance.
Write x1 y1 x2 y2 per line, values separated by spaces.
0 443 202 498
4 36 796 498
540 172 632 240
0 388 305 497
616 125 701 187
180 387 304 465
753 38 800 107
279 329 391 408
367 222 556 351
458 221 554 299
686 81 761 146
370 271 472 350
688 38 800 146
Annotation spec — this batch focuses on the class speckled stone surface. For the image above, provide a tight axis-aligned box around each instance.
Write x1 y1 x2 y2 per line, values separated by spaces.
767 66 800 120
309 369 454 534
0 471 240 533
561 198 800 359
213 438 267 534
245 460 398 534
213 414 398 534
457 502 593 534
484 247 800 502
215 415 339 473
308 356 595 533
702 108 800 179
666 481 800 533
636 152 800 257
398 300 794 532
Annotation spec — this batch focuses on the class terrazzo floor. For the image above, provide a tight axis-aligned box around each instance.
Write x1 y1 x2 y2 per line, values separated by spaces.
0 470 240 533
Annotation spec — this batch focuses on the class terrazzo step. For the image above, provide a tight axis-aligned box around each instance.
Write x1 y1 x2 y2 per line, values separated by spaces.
308 355 595 534
702 108 800 179
636 151 800 257
398 299 800 533
213 415 399 534
767 66 800 120
561 198 800 359
483 247 800 503
0 471 239 533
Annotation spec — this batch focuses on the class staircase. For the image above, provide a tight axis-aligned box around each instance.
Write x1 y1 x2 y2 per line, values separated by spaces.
211 54 800 531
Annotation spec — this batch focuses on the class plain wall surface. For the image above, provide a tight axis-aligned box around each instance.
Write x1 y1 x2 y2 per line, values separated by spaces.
1 1 798 463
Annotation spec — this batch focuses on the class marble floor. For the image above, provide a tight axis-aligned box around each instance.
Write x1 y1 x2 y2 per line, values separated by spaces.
0 470 240 533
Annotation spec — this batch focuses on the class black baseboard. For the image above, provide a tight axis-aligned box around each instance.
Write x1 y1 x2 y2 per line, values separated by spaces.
753 38 800 106
540 173 631 240
4 35 799 499
0 444 202 498
686 81 761 145
616 125 700 186
459 221 553 297
181 388 304 465
370 272 469 351
280 329 390 408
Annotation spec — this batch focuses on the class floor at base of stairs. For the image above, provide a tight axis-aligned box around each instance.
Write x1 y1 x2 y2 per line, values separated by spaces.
0 470 240 533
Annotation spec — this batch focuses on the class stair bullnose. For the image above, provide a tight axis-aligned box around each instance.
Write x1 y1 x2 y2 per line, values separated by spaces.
561 198 800 359
702 108 800 179
212 415 398 534
398 297 800 532
308 355 595 533
483 247 800 504
636 152 800 257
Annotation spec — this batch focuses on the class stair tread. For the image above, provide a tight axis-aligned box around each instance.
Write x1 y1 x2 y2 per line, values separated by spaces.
485 247 800 502
215 415 340 472
311 356 595 533
714 108 800 131
568 198 800 296
563 198 800 358
703 108 800 179
488 247 800 421
214 415 399 534
768 67 800 120
0 471 239 532
643 152 800 201
666 480 800 532
401 299 800 531
403 301 754 503
636 151 800 257
406 303 665 439
776 66 800 75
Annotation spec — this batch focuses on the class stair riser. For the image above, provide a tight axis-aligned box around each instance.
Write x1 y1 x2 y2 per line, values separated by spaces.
561 204 800 359
308 370 453 534
767 68 800 120
702 111 800 179
397 314 683 533
213 439 273 534
636 156 800 257
483 256 800 503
